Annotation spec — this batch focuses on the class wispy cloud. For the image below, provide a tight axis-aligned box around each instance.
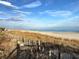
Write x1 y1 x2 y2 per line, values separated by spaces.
20 0 42 8
0 1 18 9
0 11 11 19
0 0 42 9
0 10 32 21
57 16 79 27
45 16 79 31
40 10 72 17
65 0 79 13
39 16 79 31
0 11 6 15
12 10 33 20
13 10 32 15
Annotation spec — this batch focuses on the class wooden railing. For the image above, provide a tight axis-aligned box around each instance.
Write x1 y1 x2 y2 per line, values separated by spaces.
5 40 79 59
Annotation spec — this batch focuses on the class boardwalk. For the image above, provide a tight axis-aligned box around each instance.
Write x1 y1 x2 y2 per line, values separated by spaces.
6 40 79 59
0 30 79 59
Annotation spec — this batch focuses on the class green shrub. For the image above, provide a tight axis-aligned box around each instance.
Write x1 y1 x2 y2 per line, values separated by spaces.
0 27 5 31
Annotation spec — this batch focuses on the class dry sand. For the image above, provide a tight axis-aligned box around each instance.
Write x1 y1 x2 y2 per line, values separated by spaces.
17 30 79 40
0 29 79 56
33 32 79 40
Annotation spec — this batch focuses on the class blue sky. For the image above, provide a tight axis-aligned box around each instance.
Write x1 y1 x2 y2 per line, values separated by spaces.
0 0 79 31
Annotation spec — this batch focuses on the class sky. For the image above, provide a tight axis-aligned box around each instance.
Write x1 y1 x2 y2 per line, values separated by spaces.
0 0 79 31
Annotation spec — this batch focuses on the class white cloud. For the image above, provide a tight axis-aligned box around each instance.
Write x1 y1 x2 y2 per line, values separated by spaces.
37 15 79 29
64 1 79 13
13 10 32 15
0 0 42 9
0 10 26 19
0 1 18 9
0 11 11 19
49 16 79 29
40 10 72 17
21 0 42 8
0 11 5 15
0 9 32 19
11 10 33 19
39 16 79 31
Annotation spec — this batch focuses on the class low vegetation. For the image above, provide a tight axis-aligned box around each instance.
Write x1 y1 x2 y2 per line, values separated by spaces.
7 30 79 49
0 29 79 59
0 27 5 32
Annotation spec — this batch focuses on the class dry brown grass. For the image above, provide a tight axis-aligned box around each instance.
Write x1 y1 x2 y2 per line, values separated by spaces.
0 30 79 57
7 30 79 49
0 31 16 57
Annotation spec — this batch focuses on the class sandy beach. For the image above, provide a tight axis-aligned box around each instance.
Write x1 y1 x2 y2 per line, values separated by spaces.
32 32 79 40
0 29 79 59
14 30 79 40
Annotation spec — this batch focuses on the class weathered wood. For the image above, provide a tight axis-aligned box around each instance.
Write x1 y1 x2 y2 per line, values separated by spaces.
6 40 79 59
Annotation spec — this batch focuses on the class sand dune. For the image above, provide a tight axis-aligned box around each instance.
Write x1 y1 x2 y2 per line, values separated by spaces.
10 30 79 40
30 31 79 40
6 30 79 49
0 29 79 58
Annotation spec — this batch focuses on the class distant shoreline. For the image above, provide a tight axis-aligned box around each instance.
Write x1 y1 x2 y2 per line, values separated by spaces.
0 27 79 32
7 29 79 40
7 28 79 32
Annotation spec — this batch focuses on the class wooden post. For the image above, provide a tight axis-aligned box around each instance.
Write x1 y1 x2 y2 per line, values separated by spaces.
16 43 20 59
58 45 61 59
